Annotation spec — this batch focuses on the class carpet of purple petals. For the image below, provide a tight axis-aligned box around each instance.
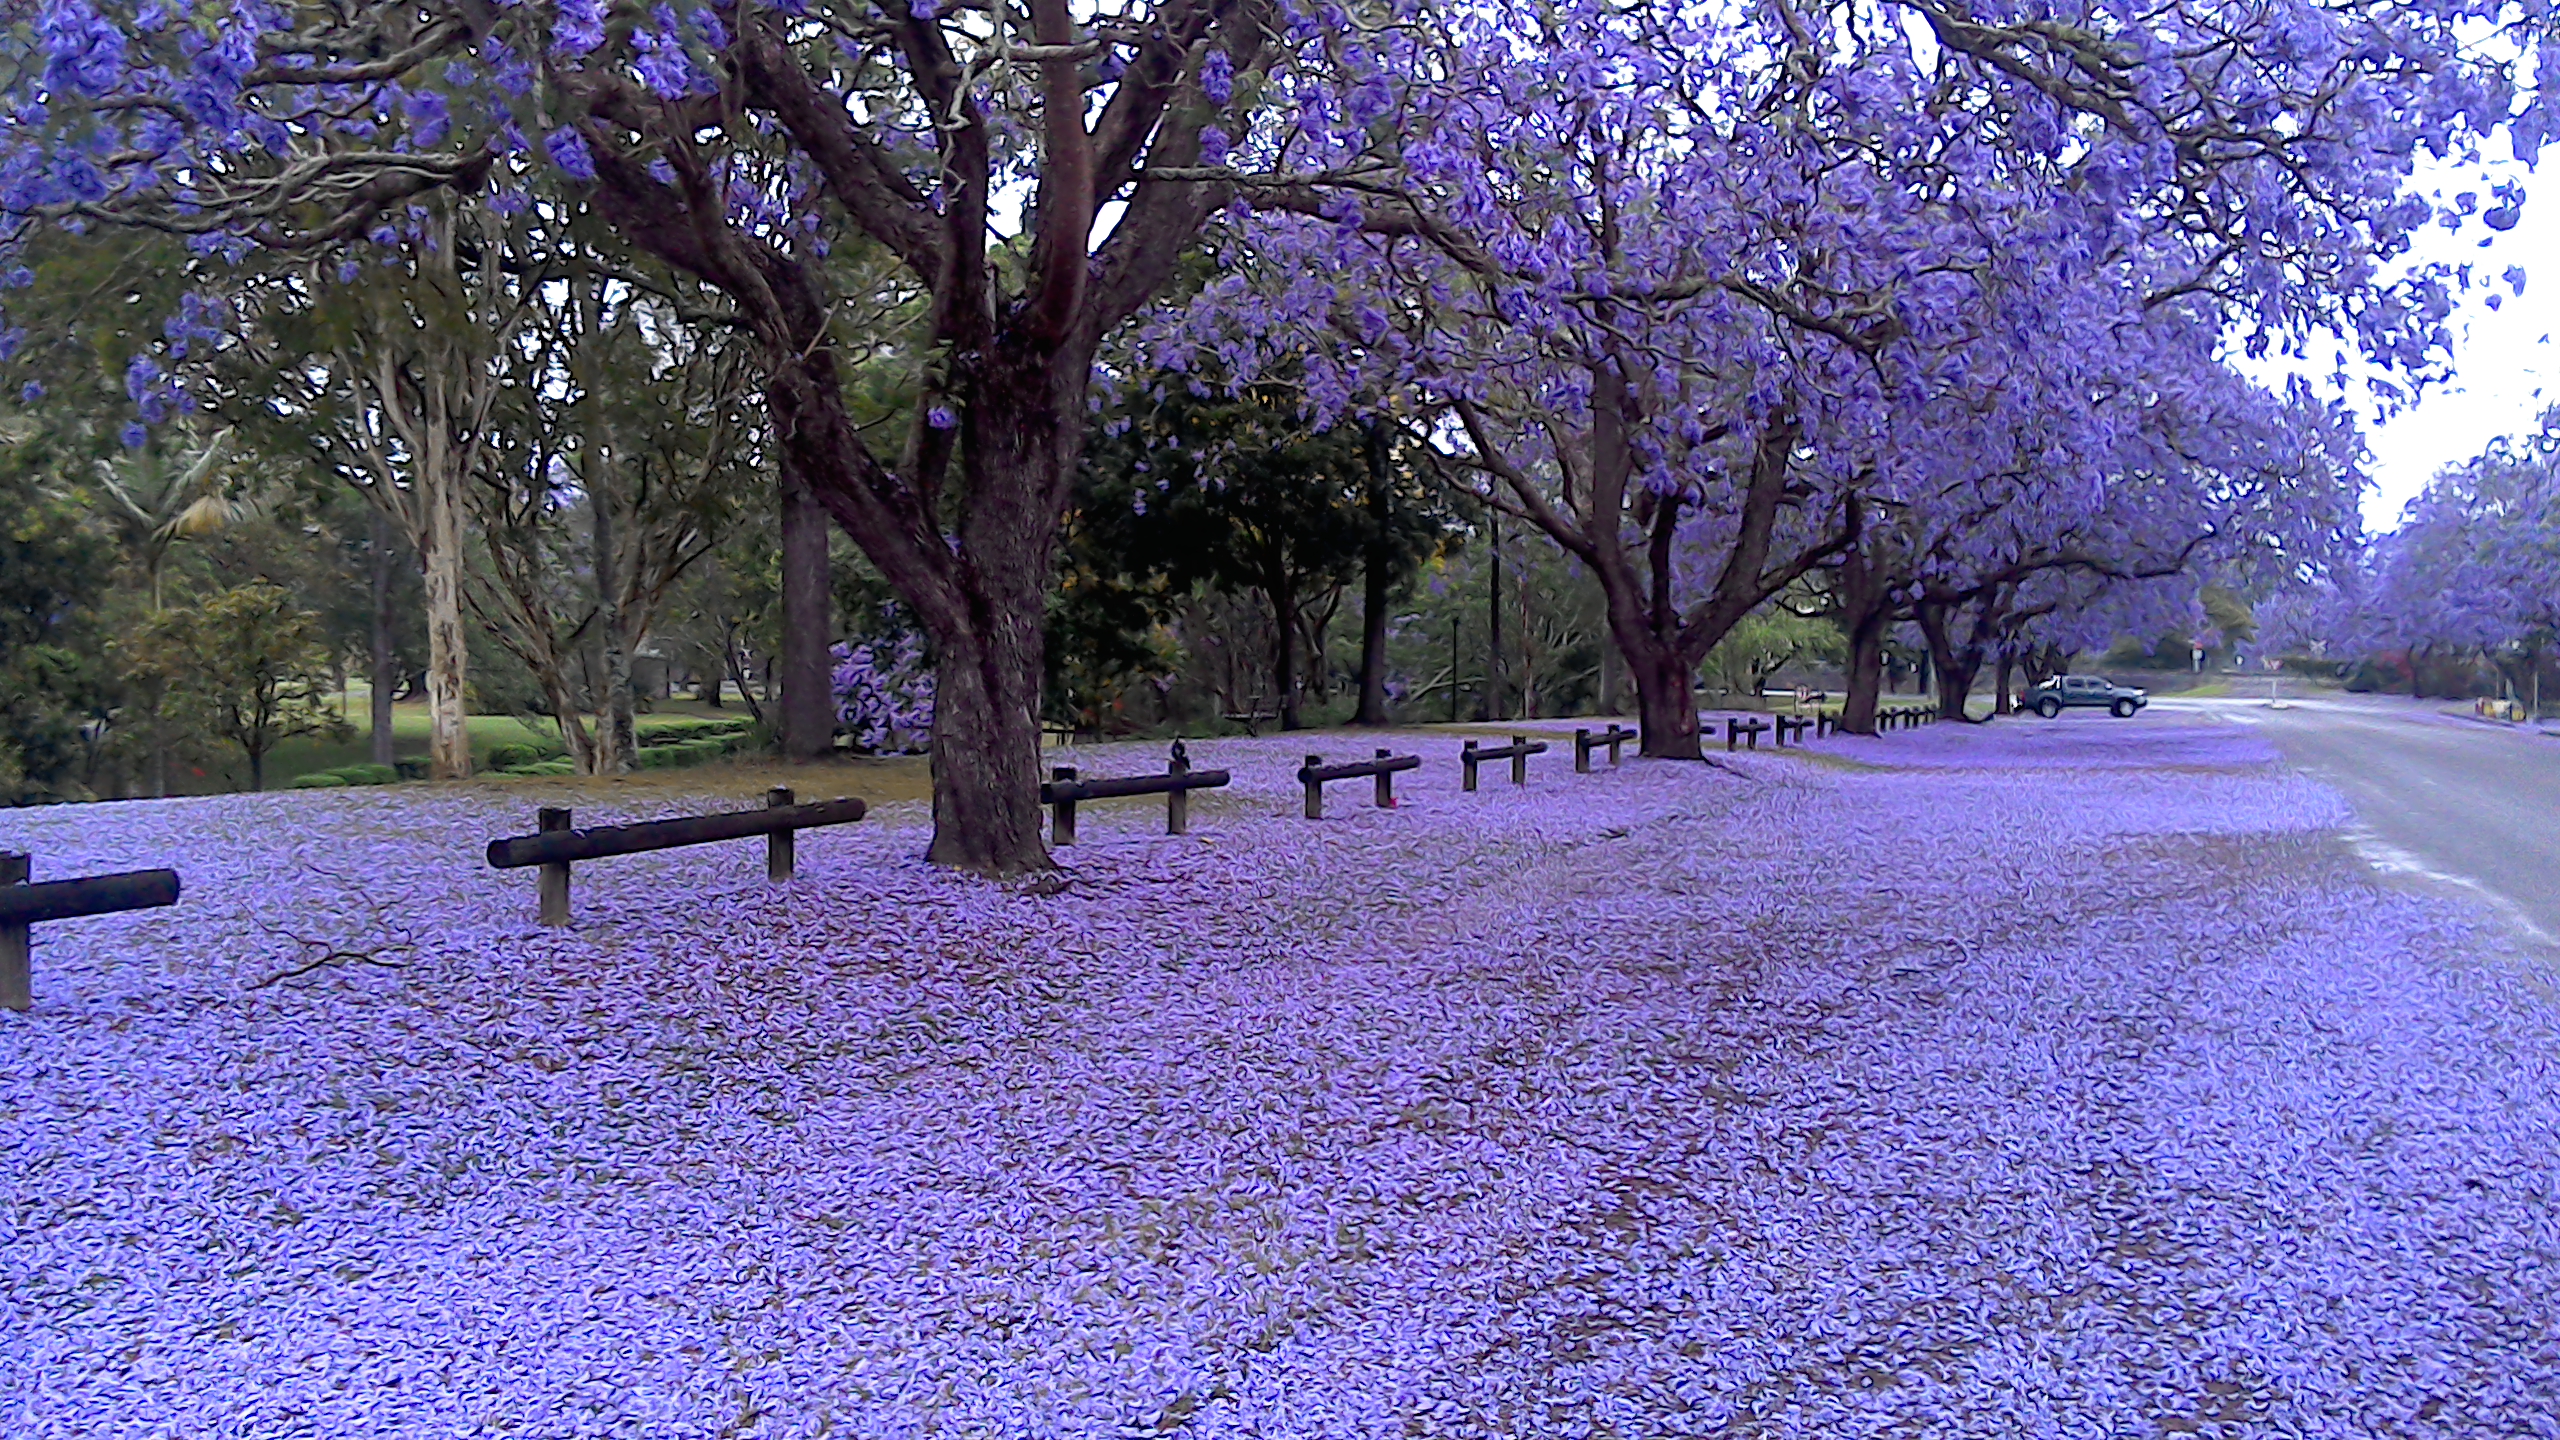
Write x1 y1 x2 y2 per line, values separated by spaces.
7 716 2559 1438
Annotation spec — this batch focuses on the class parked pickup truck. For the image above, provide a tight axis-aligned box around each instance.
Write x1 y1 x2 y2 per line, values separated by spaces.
2025 674 2149 718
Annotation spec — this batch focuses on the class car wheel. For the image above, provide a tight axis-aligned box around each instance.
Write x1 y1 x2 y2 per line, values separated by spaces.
2035 698 2061 718
2111 699 2134 718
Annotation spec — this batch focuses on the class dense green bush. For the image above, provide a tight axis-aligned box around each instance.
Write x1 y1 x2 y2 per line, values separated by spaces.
288 762 401 789
487 741 564 771
637 717 753 744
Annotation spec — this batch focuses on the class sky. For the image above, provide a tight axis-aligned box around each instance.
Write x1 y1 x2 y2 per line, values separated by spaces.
2336 156 2555 533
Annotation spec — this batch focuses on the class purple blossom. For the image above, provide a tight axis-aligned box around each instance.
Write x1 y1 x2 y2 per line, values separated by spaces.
4 720 2558 1431
545 126 597 183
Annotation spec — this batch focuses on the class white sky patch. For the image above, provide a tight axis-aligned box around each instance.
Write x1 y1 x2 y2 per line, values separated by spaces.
2358 160 2555 529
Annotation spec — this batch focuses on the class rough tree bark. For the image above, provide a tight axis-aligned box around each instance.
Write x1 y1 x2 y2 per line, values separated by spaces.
1270 572 1303 731
778 460 835 762
416 450 472 779
1354 423 1395 726
368 506 397 767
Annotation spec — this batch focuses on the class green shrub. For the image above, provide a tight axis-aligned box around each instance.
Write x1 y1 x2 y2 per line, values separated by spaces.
628 736 733 771
502 757 578 777
487 741 564 771
330 763 399 786
638 716 754 745
289 771 350 788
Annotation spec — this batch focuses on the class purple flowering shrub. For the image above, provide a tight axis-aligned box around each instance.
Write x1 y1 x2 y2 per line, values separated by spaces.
829 632 935 753
3 719 2556 1435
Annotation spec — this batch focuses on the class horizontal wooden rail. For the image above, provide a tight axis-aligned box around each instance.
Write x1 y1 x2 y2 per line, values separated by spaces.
1574 725 1637 772
1042 742 1230 843
487 796 867 869
1298 749 1421 819
0 868 182 926
1461 734 1548 791
2 853 183 1011
1773 715 1812 747
1725 716 1772 752
487 790 865 927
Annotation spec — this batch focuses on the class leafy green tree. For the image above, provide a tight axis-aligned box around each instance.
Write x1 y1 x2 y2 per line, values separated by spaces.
125 583 350 792
0 444 116 804
1078 384 1376 731
1702 607 1845 699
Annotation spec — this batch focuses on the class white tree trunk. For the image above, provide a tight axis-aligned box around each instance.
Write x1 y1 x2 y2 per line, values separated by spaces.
420 452 473 780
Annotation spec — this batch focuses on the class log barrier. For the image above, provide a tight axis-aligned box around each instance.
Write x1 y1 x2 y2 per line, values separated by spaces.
485 788 867 926
1461 735 1549 791
0 852 182 1011
1041 741 1232 844
1574 725 1638 772
1298 749 1421 819
1724 716 1772 752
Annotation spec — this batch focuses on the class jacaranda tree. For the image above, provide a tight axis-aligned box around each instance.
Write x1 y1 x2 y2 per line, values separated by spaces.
1159 0 2547 755
0 0 1341 872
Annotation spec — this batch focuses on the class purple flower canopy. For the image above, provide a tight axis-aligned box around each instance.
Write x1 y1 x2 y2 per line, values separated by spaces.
5 718 2557 1434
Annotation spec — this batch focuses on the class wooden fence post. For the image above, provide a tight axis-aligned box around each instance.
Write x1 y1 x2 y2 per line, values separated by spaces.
537 808 573 928
1373 748 1397 808
766 786 796 881
1462 740 1481 792
1574 729 1592 773
2 852 28 1012
1166 742 1191 835
1304 754 1324 820
1050 765 1078 845
1510 734 1530 786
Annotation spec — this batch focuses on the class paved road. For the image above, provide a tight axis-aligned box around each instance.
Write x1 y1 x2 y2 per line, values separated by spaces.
2162 692 2560 942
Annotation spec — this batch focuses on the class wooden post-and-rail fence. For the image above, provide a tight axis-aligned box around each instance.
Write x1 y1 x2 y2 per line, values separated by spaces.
1461 735 1550 791
1 852 182 1011
485 788 868 926
1043 741 1233 844
1574 725 1638 772
1299 750 1422 819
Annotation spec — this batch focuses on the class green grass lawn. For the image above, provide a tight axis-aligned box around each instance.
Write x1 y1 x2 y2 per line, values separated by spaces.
169 696 762 795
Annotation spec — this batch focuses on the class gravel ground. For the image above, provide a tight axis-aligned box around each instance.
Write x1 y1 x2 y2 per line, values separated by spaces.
4 717 2555 1437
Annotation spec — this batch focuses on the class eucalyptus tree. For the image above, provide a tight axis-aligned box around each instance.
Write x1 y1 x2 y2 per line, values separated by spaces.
228 206 534 780
471 258 758 773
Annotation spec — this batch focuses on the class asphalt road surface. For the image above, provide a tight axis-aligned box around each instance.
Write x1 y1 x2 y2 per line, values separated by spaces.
2160 691 2560 944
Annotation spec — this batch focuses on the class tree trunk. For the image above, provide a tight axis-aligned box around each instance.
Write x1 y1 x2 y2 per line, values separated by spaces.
1483 511 1505 721
1624 637 1701 757
420 462 472 780
1915 602 1990 724
778 461 836 761
591 482 635 775
1841 609 1888 735
369 507 398 767
1354 546 1392 725
1272 576 1304 731
1995 650 2016 717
